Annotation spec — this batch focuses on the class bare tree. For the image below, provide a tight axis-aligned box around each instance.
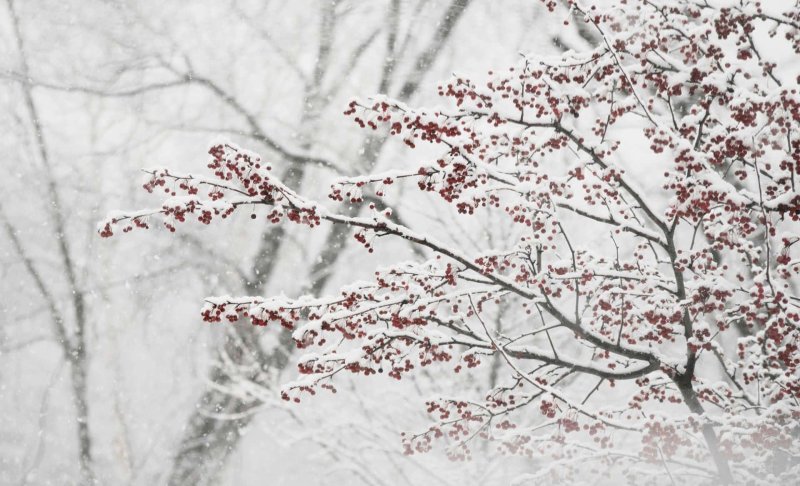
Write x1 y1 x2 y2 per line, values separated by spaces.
166 1 475 484
0 1 555 484
3 0 93 483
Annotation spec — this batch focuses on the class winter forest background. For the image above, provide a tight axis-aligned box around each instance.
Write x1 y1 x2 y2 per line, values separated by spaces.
1 0 799 485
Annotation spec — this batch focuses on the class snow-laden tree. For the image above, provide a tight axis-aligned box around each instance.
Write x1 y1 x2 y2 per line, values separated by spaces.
103 1 800 484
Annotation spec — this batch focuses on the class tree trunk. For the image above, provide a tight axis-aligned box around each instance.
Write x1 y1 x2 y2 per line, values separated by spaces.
68 352 95 485
674 373 733 484
166 2 472 483
6 1 95 483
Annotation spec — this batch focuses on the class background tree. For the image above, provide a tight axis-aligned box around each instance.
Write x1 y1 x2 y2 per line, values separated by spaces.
1 0 556 484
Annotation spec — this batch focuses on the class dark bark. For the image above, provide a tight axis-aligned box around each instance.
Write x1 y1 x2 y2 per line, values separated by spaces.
667 234 732 484
674 372 733 485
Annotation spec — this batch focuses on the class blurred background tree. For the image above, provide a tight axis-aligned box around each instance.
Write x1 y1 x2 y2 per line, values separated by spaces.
0 1 574 484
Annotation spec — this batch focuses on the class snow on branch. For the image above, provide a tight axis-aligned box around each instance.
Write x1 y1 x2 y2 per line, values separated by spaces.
103 1 800 483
